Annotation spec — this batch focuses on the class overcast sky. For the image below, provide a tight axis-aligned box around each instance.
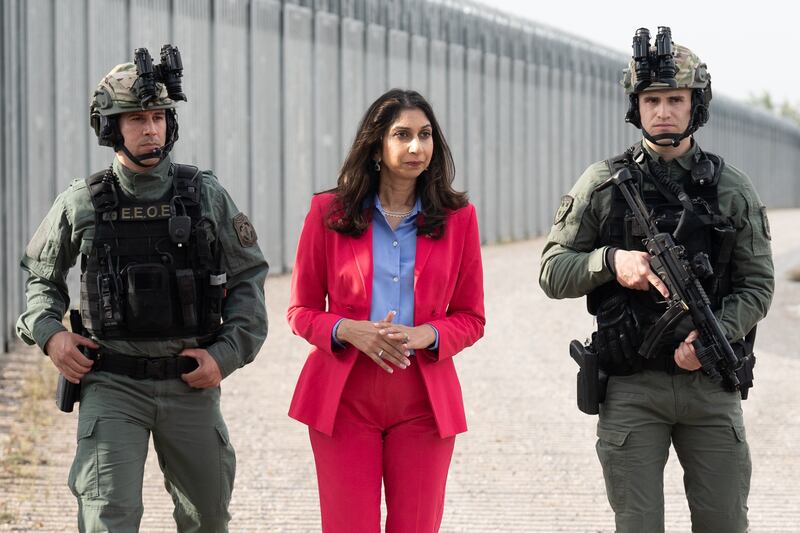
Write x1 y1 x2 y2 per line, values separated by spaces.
470 0 797 109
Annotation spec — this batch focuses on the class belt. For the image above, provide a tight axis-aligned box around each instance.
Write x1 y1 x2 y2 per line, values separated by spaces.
639 353 692 375
92 351 199 380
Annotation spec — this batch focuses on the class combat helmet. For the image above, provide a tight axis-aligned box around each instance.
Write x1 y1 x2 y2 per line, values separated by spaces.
90 45 185 166
620 27 712 146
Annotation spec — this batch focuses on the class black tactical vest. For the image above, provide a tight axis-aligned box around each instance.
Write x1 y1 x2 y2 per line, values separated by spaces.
589 144 736 357
79 164 226 341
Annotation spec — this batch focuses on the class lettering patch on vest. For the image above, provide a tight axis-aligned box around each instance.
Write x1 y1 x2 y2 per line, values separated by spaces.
553 195 574 225
233 212 257 247
116 203 172 221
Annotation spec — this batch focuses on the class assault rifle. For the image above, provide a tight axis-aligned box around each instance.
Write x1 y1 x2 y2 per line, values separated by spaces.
596 168 742 393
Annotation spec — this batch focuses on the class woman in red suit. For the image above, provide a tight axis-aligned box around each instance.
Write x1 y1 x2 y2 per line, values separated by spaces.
287 89 485 533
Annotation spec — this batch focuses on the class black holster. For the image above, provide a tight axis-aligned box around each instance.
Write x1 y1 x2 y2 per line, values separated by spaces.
56 310 96 413
569 340 609 415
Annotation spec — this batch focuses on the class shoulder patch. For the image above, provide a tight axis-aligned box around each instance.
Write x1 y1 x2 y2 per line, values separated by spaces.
233 212 257 247
553 195 574 225
25 217 53 260
760 206 771 241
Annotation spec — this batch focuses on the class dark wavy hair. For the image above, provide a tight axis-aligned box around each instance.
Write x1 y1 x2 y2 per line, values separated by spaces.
324 89 467 239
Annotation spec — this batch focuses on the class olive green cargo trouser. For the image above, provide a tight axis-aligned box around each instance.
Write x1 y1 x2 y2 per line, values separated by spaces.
596 370 750 533
68 370 236 533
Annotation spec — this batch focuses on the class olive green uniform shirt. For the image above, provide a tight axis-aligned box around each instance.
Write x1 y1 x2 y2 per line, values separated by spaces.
539 140 774 341
16 155 268 378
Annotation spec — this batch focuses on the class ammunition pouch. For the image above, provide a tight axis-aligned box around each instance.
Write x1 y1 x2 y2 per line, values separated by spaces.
125 263 172 332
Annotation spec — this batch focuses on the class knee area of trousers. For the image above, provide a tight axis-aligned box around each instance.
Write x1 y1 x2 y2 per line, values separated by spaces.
75 499 144 533
688 510 748 533
613 512 666 533
173 506 231 533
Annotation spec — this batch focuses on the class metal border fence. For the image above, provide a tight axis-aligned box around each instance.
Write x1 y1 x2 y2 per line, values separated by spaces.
2 0 799 351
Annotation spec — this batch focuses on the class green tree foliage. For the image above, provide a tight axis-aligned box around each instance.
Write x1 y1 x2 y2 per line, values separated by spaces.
749 91 800 126
779 101 800 125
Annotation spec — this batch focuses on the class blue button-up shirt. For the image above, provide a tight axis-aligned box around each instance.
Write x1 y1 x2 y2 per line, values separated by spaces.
370 194 420 326
332 194 438 350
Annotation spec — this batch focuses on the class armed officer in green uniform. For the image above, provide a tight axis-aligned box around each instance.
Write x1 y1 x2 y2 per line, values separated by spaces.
539 28 773 532
16 47 268 532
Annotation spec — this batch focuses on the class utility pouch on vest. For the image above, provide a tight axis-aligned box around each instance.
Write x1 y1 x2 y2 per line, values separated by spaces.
125 263 172 331
709 225 736 299
175 269 198 328
623 213 647 250
98 271 124 329
569 340 608 415
204 271 227 332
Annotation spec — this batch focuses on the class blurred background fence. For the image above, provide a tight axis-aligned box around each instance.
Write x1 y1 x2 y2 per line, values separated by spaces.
2 0 799 352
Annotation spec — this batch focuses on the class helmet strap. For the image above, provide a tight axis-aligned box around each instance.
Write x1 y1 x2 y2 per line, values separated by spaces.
114 109 179 168
119 144 165 168
642 129 685 148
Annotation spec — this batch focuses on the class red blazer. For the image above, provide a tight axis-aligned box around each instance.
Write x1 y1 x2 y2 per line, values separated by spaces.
287 193 485 438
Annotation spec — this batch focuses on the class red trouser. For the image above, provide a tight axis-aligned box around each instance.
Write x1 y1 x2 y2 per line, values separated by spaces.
309 355 456 533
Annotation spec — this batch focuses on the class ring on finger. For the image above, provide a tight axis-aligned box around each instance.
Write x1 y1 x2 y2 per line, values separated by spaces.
377 349 384 358
404 333 410 343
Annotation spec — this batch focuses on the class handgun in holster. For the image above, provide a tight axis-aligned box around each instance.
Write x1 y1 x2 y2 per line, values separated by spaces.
569 339 609 415
55 309 96 413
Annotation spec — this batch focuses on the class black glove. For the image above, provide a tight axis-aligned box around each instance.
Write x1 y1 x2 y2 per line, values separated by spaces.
593 294 641 375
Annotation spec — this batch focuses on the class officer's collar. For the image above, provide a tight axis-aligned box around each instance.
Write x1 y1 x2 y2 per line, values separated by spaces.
113 155 173 198
640 139 699 172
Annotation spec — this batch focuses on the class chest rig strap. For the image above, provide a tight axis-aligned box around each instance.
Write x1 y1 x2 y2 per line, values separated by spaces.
171 164 212 263
86 167 119 220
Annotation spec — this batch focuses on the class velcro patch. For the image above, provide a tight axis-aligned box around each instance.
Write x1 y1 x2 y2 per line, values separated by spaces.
233 212 257 247
760 206 771 241
553 195 574 225
117 203 172 221
25 217 52 259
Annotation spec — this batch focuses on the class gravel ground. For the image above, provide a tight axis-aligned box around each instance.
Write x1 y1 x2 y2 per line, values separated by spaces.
1 209 798 532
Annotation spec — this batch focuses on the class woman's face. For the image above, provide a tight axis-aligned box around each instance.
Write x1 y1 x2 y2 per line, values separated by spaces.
378 108 434 182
